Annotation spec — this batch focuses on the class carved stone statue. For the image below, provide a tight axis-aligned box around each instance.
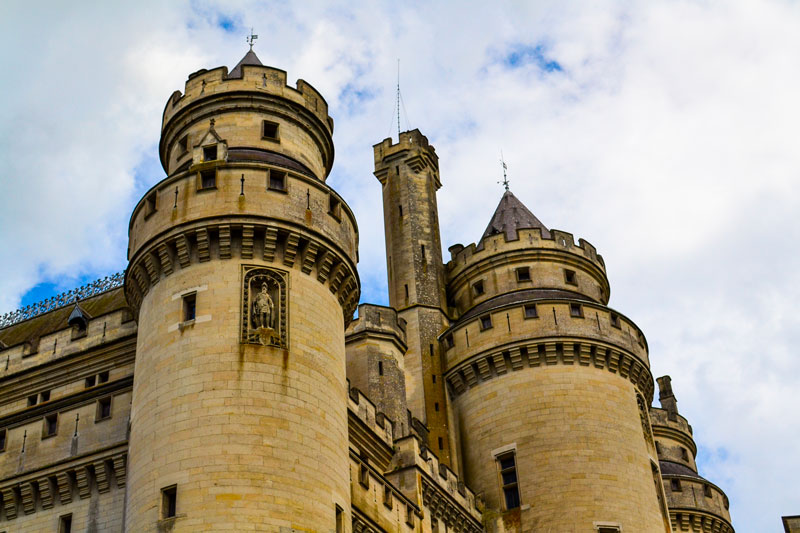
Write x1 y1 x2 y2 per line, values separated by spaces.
253 282 274 329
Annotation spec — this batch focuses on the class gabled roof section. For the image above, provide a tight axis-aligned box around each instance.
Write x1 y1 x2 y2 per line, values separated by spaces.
227 49 263 79
480 190 551 243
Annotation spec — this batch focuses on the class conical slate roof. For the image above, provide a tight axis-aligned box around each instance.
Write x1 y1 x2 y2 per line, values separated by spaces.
228 49 263 78
480 190 551 242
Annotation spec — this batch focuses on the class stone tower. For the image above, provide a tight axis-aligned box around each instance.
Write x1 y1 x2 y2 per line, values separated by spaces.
124 50 359 531
374 130 455 466
651 376 734 532
440 191 671 531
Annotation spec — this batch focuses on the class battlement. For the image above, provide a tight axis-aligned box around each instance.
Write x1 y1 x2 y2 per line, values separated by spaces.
391 434 483 521
347 381 394 448
162 63 333 135
447 226 605 275
373 129 437 163
346 303 407 352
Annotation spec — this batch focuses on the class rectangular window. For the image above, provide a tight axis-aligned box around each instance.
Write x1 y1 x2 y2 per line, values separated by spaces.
199 169 216 190
268 169 287 191
432 374 436 383
161 485 177 519
359 464 369 488
97 397 112 421
564 269 577 285
444 334 454 349
98 370 109 384
28 394 38 407
59 514 73 533
516 267 531 282
203 145 217 161
480 315 492 331
405 503 415 527
438 437 443 449
597 527 621 533
182 293 197 322
40 390 50 403
421 244 426 260
472 280 485 296
146 191 157 216
703 484 712 498
329 195 342 220
178 135 188 154
610 312 621 328
524 304 538 319
85 375 96 388
383 484 393 509
497 452 520 510
670 479 682 492
0 428 6 452
680 447 689 461
335 505 344 533
404 284 409 299
43 413 58 438
398 205 403 218
262 120 279 140
570 303 583 318
434 402 439 412
378 361 383 376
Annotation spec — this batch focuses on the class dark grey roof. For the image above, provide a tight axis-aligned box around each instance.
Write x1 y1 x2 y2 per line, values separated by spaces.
659 460 706 481
228 49 263 79
480 190 550 243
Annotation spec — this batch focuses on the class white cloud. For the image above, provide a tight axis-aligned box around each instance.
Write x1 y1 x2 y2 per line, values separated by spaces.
1 1 798 529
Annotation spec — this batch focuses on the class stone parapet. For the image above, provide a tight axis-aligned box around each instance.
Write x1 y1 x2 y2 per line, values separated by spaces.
346 304 407 353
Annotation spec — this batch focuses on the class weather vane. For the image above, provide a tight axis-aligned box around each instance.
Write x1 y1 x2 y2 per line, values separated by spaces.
247 28 258 51
498 151 509 191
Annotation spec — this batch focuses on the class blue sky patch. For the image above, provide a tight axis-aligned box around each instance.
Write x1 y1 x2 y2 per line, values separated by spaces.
504 43 563 73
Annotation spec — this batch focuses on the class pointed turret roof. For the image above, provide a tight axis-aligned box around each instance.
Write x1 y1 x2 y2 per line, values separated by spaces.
228 49 263 79
480 190 551 242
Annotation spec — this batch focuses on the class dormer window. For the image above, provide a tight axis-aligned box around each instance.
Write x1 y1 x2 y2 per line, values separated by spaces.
203 145 218 162
262 120 279 141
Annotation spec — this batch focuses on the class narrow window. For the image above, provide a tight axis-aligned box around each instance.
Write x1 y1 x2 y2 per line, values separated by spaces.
28 394 38 407
405 503 415 526
480 315 492 330
680 447 689 461
161 485 177 519
497 452 520 510
472 280 485 296
359 464 369 488
564 269 577 285
395 166 399 175
432 375 436 384
429 344 434 356
670 479 682 492
398 205 403 218
59 514 73 533
378 361 383 376
404 284 409 299
85 375 97 388
40 390 50 403
199 169 216 189
524 304 538 319
328 195 341 220
434 402 439 412
570 303 583 318
703 484 712 498
97 397 112 421
421 244 426 260
183 293 197 322
335 505 344 533
610 312 621 328
178 135 188 154
444 334 454 349
98 371 109 384
203 145 217 161
146 191 157 216
383 485 393 509
0 428 6 452
43 413 58 438
268 170 287 191
262 120 279 140
516 267 531 282
438 437 443 449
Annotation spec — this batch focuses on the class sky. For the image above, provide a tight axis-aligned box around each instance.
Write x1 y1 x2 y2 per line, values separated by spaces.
1 1 798 529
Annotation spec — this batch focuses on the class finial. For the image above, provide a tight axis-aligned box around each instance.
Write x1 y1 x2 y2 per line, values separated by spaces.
498 151 509 191
247 28 258 51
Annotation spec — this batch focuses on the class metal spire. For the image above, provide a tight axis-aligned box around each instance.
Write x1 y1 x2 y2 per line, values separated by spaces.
499 151 510 191
247 28 259 51
396 59 401 139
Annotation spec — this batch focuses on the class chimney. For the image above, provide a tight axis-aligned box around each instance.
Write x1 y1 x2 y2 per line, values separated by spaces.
656 376 679 421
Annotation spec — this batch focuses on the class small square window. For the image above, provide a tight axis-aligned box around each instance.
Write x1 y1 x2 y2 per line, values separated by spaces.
329 195 342 220
182 293 197 322
516 267 531 282
564 269 577 285
472 280 485 296
570 303 583 318
670 479 682 492
97 397 112 421
524 304 538 319
268 170 287 191
98 371 109 384
59 514 73 533
444 334 454 349
203 145 217 161
43 413 58 438
480 315 492 331
161 485 177 519
262 120 279 140
0 428 6 452
85 375 97 388
40 390 50 403
28 394 38 407
610 313 621 328
178 135 189 154
199 169 216 190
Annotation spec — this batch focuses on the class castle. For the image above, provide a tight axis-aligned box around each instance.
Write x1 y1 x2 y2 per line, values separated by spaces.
0 49 735 532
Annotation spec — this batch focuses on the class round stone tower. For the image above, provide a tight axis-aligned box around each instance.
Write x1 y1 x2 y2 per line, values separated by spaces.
442 191 671 532
124 49 359 532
